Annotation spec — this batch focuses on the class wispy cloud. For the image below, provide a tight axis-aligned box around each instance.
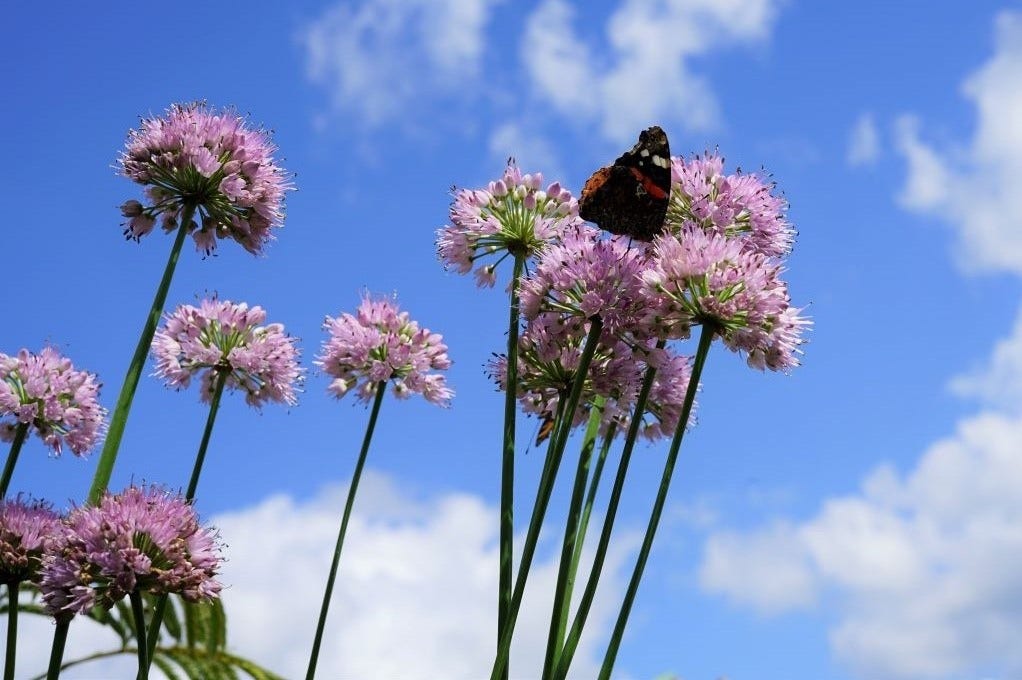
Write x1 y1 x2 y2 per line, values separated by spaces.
301 0 785 149
300 0 501 126
520 0 784 143
895 11 1022 276
847 112 880 166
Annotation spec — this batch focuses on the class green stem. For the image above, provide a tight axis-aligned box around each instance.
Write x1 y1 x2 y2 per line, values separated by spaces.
306 382 386 680
46 618 71 680
499 254 525 680
130 591 148 680
184 368 228 502
554 340 665 679
143 368 227 672
87 203 195 505
598 324 714 679
568 424 617 598
489 316 604 680
4 582 18 680
0 423 29 499
542 398 605 676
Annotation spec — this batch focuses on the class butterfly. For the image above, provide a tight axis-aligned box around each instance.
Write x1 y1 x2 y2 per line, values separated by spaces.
535 413 557 446
578 126 672 241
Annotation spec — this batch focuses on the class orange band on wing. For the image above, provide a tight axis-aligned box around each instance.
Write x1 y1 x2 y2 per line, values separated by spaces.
629 167 668 200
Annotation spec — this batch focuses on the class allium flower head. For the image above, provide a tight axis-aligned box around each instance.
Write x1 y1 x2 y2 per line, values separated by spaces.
488 315 612 428
118 102 293 255
0 497 61 584
520 225 651 338
643 226 810 371
152 299 303 407
667 153 793 258
573 346 697 442
437 162 583 287
487 316 689 441
40 485 222 617
317 295 453 405
0 347 106 456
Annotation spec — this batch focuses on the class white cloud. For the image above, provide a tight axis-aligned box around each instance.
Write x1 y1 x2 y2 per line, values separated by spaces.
521 0 783 143
950 306 1022 412
847 113 880 166
521 0 597 116
302 0 783 144
700 521 817 613
699 411 1022 679
895 10 1022 276
214 473 628 678
301 0 500 125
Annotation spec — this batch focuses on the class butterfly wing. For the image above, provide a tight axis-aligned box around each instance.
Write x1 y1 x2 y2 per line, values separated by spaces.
579 126 671 241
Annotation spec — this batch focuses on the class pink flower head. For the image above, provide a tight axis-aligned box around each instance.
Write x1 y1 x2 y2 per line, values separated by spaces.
118 102 293 255
668 153 793 258
317 295 453 405
488 314 636 433
520 225 651 339
0 347 106 456
643 226 810 371
437 162 583 287
40 485 222 618
152 299 303 407
614 346 695 441
0 496 62 584
489 315 695 442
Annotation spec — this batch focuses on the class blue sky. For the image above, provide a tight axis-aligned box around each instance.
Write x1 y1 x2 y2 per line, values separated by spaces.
4 0 1022 678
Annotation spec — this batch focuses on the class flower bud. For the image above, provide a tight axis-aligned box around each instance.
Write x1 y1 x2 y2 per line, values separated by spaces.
120 200 144 217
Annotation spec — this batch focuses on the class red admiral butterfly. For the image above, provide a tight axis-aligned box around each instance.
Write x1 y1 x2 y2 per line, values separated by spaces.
579 126 672 241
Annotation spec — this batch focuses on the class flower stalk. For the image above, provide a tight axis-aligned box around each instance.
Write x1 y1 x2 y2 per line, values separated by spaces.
0 423 28 499
185 368 229 501
498 254 525 673
567 422 616 607
543 397 605 676
598 323 715 679
5 581 18 680
489 316 604 680
306 382 386 680
143 367 229 671
554 341 664 679
46 619 70 680
130 590 149 680
88 204 195 504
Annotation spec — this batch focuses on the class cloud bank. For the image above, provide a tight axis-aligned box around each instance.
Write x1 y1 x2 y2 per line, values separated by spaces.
699 12 1022 679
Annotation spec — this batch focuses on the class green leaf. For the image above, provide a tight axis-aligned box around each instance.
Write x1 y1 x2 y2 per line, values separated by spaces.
155 646 285 680
162 593 183 641
152 655 185 680
15 587 285 680
110 599 137 641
